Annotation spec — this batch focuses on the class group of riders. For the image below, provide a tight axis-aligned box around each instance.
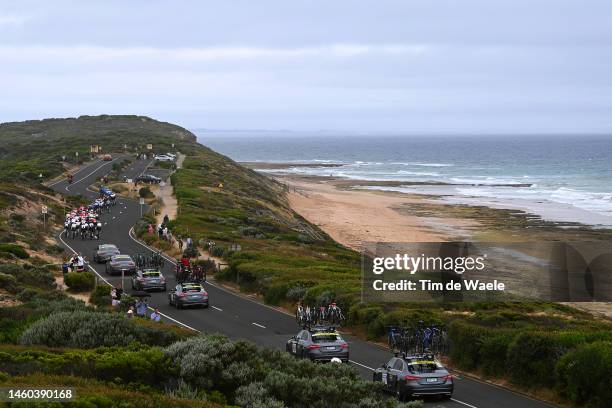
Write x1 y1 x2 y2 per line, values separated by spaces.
175 257 207 283
296 301 345 326
63 187 116 240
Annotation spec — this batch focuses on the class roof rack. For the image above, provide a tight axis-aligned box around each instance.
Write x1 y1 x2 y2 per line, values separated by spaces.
303 324 337 333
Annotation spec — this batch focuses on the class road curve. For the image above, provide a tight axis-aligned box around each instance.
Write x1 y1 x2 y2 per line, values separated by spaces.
52 156 554 408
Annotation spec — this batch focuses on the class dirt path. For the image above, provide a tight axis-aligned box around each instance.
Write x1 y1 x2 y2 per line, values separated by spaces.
151 153 225 268
154 153 184 226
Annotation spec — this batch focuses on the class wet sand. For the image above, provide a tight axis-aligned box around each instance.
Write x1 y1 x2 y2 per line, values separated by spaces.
277 175 475 251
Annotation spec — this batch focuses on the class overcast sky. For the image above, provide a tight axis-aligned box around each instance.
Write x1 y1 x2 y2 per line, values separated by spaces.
1 0 611 134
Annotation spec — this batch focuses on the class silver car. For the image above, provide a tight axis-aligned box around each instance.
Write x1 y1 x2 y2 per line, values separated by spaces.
131 268 166 291
168 282 209 309
286 326 349 363
105 254 137 276
373 353 453 401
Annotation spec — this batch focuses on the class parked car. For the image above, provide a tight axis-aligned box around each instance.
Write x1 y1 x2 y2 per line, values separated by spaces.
92 244 120 263
136 174 161 184
102 154 112 161
168 282 209 308
373 353 453 400
105 254 137 276
286 326 349 363
154 155 174 162
131 268 166 291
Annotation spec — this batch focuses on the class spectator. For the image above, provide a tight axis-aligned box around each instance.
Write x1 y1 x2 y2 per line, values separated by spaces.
126 307 134 318
177 235 183 250
158 225 163 237
162 226 168 240
163 214 169 225
136 299 148 317
150 308 161 322
186 236 193 248
147 224 154 234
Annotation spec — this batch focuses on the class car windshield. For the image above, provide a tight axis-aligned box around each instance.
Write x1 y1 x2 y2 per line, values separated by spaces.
100 245 116 250
143 271 160 277
114 256 131 261
312 333 338 343
183 285 202 292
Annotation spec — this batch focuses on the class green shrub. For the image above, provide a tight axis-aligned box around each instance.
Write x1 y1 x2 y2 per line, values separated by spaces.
64 272 95 292
89 284 111 307
507 331 564 388
20 310 193 348
0 244 29 259
0 273 18 292
0 263 54 289
263 283 289 305
556 341 612 408
164 334 406 408
183 246 200 259
139 186 154 198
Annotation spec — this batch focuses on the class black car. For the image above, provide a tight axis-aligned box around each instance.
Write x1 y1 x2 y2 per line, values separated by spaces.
373 354 453 400
168 282 209 308
131 268 166 291
92 244 120 263
105 254 137 276
286 326 349 363
136 174 161 184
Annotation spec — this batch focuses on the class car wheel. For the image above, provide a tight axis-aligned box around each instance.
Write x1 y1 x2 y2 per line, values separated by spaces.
177 302 182 309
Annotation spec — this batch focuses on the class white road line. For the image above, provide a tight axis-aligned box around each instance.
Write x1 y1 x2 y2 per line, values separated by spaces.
252 322 266 329
451 398 478 408
349 360 374 371
65 157 122 191
48 159 103 187
212 306 223 311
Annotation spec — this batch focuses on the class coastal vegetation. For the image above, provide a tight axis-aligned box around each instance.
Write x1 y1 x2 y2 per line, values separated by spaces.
0 115 610 406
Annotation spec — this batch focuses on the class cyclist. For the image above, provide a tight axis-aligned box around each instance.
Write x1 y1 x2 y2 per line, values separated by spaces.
328 300 344 325
68 174 74 184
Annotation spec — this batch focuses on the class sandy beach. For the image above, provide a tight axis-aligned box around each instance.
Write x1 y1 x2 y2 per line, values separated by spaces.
277 175 475 251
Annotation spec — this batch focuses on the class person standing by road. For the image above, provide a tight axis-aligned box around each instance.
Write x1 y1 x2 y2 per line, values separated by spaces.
177 235 183 251
136 299 148 317
150 308 161 322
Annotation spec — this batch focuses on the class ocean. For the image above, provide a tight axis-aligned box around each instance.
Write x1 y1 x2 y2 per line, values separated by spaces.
195 131 612 227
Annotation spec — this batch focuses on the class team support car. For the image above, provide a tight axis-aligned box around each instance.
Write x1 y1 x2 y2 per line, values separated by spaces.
286 326 349 363
92 244 120 263
373 353 453 400
168 282 209 308
131 268 167 291
105 254 137 276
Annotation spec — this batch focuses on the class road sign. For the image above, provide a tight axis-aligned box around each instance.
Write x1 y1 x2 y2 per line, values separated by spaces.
146 144 153 150
41 205 48 214
140 197 144 205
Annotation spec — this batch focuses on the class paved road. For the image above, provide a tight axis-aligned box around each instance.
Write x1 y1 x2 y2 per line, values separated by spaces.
52 157 554 408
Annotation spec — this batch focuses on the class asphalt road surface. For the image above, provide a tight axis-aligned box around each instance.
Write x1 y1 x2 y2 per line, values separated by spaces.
52 156 554 408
